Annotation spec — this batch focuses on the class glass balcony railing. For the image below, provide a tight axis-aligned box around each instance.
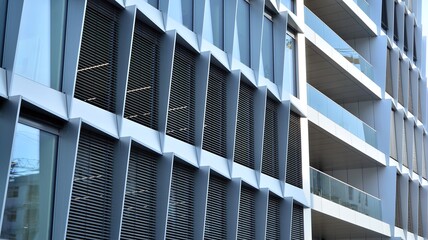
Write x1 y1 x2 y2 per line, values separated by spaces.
307 84 377 148
304 7 374 81
310 167 382 220
353 0 370 16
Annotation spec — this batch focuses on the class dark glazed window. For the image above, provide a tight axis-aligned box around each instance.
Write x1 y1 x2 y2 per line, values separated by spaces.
210 0 224 49
237 0 250 66
262 9 274 81
1 123 58 240
381 0 388 30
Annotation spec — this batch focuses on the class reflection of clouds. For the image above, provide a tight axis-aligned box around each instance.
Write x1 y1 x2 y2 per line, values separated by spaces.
10 124 40 177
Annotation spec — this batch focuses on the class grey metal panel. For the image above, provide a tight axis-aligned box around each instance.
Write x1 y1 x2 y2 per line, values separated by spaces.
255 188 269 240
390 48 400 102
250 0 264 75
410 69 419 117
157 152 174 239
224 0 237 67
409 179 418 235
421 186 428 238
0 95 20 229
110 137 132 239
228 178 241 240
116 6 136 119
227 70 241 174
159 30 176 150
378 166 397 229
282 197 293 240
193 0 205 45
278 100 290 184
62 0 87 114
406 14 415 61
195 51 210 161
52 118 82 240
193 166 210 240
254 87 267 182
2 0 23 80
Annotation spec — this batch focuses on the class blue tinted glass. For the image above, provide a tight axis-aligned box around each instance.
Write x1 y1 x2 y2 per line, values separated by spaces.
281 0 294 12
237 0 250 66
210 0 224 49
1 123 58 239
262 16 274 81
182 0 193 30
285 33 296 95
0 0 6 66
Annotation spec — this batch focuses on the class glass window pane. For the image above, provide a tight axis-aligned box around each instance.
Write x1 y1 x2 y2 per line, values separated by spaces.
237 0 250 66
285 33 296 95
1 123 58 240
13 0 66 90
262 16 274 81
210 0 224 49
0 0 7 67
281 0 294 12
169 0 193 30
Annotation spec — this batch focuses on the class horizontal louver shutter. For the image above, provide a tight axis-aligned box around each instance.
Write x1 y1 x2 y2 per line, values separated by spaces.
418 189 423 237
262 98 279 179
395 176 402 228
203 64 228 158
120 147 159 239
124 20 160 129
286 112 302 188
205 174 228 239
166 44 197 144
266 194 281 239
75 0 119 112
166 161 196 239
291 204 304 240
66 129 115 239
408 186 413 233
237 186 256 239
234 82 255 169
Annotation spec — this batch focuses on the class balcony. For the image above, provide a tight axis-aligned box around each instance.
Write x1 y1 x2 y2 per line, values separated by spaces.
307 84 377 148
304 7 374 81
310 167 382 220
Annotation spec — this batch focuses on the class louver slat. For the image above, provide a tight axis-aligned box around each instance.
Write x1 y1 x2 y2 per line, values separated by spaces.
237 186 256 239
266 195 281 239
291 204 304 240
166 161 196 239
262 98 279 179
203 65 228 158
286 112 302 188
66 130 115 239
166 45 197 144
75 0 119 113
205 175 228 239
120 148 159 239
234 83 255 169
124 21 161 129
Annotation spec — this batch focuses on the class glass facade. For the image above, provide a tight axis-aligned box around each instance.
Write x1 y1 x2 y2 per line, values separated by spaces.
285 32 296 95
237 0 250 66
262 14 274 81
0 0 6 67
210 0 224 49
281 0 294 12
169 0 193 30
1 123 58 240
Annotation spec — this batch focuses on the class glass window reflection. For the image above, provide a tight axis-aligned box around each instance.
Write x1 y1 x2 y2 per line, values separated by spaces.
169 0 193 30
13 0 67 90
1 123 58 240
281 0 294 12
210 0 224 49
285 32 296 95
237 0 250 66
262 14 274 81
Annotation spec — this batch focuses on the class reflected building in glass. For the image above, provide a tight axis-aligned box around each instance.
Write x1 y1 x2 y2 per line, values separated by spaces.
0 0 427 239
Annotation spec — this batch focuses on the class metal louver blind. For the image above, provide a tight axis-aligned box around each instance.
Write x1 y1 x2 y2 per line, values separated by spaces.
75 0 119 113
66 129 115 239
286 112 302 188
262 98 279 179
396 176 402 228
237 186 256 239
166 161 196 239
166 44 197 144
203 64 228 158
291 204 304 240
234 82 255 169
124 20 161 129
418 189 423 237
266 194 281 239
408 185 413 233
205 174 228 239
120 147 159 239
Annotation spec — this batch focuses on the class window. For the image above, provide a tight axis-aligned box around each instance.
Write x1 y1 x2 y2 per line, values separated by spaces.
285 30 297 96
169 0 193 30
12 0 67 90
146 0 158 8
395 175 402 228
413 29 417 62
0 0 7 67
262 9 274 81
404 15 408 52
390 110 398 160
281 0 294 12
210 0 224 49
386 49 393 96
394 3 399 42
286 112 302 188
382 0 388 30
1 123 58 240
237 0 250 66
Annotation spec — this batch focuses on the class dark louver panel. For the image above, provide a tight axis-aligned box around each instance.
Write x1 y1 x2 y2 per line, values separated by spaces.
408 186 413 232
166 161 196 239
266 194 281 239
395 177 402 228
120 147 159 239
75 0 119 112
234 82 255 169
286 112 302 188
409 79 413 113
166 44 197 144
398 64 404 105
124 20 161 129
419 189 423 237
66 129 115 239
205 174 228 239
291 204 304 240
237 186 256 239
262 98 279 179
203 64 228 158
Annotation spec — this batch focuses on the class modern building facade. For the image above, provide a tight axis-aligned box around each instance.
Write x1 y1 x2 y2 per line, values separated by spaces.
0 0 426 239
